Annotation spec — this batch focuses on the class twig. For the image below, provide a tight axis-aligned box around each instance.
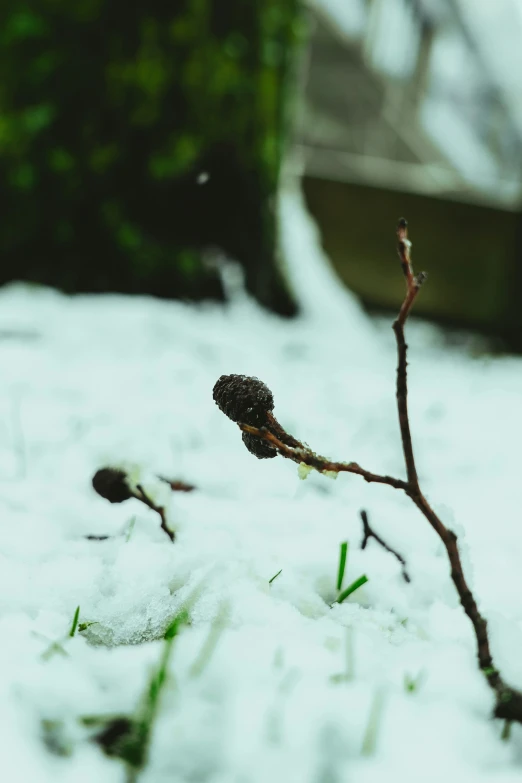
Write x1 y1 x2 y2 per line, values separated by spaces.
135 484 174 542
234 218 522 723
391 220 522 719
157 477 195 492
393 219 426 486
239 424 408 491
360 509 410 583
265 411 304 449
90 468 194 542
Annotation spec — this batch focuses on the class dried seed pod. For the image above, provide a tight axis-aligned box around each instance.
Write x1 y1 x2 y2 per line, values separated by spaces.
213 374 274 426
241 431 277 459
92 468 132 503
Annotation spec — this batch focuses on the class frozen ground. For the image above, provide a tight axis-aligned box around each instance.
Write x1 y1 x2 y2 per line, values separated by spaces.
1 185 522 782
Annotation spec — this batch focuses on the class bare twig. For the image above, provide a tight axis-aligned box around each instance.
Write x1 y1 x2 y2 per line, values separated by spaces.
360 509 410 583
90 467 186 543
393 219 426 486
390 220 521 717
157 477 195 493
135 484 174 542
232 218 522 723
265 411 304 449
239 423 408 491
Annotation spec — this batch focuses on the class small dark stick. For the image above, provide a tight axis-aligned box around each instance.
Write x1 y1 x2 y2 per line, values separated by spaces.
91 467 175 542
360 510 411 583
157 477 196 492
135 484 174 542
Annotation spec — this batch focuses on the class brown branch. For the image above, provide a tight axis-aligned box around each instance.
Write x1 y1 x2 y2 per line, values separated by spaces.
234 217 522 724
157 477 196 493
360 509 410 583
391 218 521 720
135 484 174 542
393 219 426 486
265 411 304 449
239 423 408 491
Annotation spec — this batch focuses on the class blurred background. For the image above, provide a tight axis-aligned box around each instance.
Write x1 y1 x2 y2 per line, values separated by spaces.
2 0 522 346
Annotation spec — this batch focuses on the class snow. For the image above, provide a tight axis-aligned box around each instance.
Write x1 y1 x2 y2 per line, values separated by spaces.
1 182 522 781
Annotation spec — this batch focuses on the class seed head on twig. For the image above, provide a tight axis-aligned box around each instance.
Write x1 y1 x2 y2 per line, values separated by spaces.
209 219 522 725
92 468 132 503
242 431 277 459
213 374 280 459
91 467 175 542
213 374 274 426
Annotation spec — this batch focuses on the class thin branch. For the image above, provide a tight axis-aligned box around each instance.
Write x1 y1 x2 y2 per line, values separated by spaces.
233 217 522 724
360 509 410 583
391 218 521 719
90 467 183 543
239 423 408 491
157 477 195 493
265 411 304 449
135 484 174 542
392 219 426 486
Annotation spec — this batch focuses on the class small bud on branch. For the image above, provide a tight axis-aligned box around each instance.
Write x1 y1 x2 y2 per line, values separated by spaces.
92 468 132 503
91 467 175 542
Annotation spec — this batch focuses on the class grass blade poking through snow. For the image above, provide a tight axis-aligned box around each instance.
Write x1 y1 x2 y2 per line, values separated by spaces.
269 569 282 585
125 516 136 543
330 626 355 684
337 575 368 604
336 542 348 591
42 606 82 659
69 606 80 638
329 540 368 605
85 589 200 777
190 603 228 678
361 689 385 756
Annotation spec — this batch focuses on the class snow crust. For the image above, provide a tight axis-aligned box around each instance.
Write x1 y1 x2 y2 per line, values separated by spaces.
1 184 522 781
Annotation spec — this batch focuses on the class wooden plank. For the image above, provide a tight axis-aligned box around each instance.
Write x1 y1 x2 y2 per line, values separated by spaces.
302 175 518 336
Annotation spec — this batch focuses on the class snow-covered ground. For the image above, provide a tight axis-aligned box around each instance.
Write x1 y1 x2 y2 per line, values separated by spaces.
1 185 522 782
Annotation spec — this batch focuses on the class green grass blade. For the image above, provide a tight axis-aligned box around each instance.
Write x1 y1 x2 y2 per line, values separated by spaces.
41 641 69 661
361 689 385 756
86 584 202 771
269 568 282 585
125 516 136 543
69 606 80 637
190 604 227 678
336 542 348 591
337 574 368 604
